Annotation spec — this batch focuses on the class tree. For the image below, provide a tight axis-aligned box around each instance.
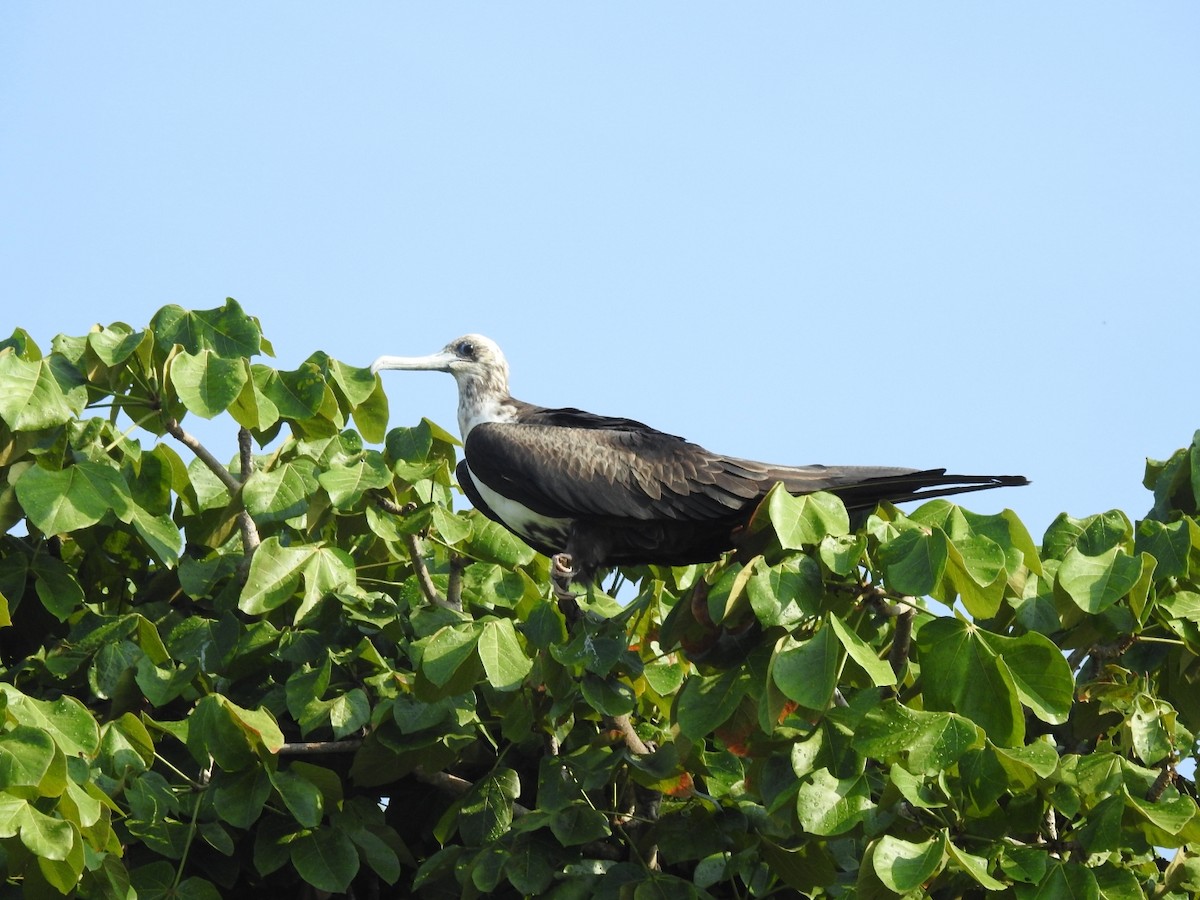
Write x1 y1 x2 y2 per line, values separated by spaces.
0 298 1197 898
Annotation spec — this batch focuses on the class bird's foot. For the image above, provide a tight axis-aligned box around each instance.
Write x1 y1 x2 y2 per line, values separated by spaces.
551 553 578 602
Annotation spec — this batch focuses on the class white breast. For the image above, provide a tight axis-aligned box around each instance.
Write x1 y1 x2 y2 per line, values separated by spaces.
463 463 573 551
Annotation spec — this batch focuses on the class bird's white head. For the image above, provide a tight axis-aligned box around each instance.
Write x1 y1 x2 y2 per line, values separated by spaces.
372 334 515 437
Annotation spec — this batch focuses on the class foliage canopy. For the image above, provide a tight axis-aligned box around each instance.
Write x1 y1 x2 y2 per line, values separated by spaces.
0 300 1198 897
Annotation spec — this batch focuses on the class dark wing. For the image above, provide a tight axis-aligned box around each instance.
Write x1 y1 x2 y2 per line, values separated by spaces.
463 419 772 524
465 406 1028 524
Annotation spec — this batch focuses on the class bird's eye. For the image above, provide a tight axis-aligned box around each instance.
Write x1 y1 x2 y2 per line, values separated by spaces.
455 340 475 358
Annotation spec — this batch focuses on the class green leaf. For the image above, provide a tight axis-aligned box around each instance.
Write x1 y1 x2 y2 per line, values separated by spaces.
944 533 1007 619
1057 545 1145 613
18 804 76 860
228 369 281 431
879 526 949 597
853 700 982 773
675 668 751 740
1129 695 1175 766
29 552 85 620
796 768 874 836
187 695 284 770
580 673 636 716
916 617 1024 746
87 325 151 367
477 618 532 691
240 537 318 613
548 803 610 847
1135 518 1191 581
771 628 839 710
151 298 263 358
946 840 1005 890
460 768 520 845
1123 786 1196 839
298 546 357 619
746 555 823 627
829 613 896 687
258 362 327 420
819 533 866 576
0 726 57 792
0 351 86 431
0 686 100 756
269 768 324 828
212 767 273 829
350 376 389 444
328 689 371 740
747 485 850 552
644 660 686 697
244 461 318 523
422 623 482 688
171 350 249 418
290 827 359 894
430 505 472 545
977 630 1074 725
317 453 392 508
16 461 132 534
871 831 947 893
131 506 182 566
465 516 537 568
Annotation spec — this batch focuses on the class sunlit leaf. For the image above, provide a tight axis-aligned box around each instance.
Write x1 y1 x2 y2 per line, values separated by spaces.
15 461 132 534
771 628 839 710
879 526 948 597
828 613 895 688
171 350 248 418
151 298 263 358
477 618 532 691
916 617 1023 747
871 831 946 893
1057 545 1145 613
796 768 873 836
240 537 318 613
0 351 86 431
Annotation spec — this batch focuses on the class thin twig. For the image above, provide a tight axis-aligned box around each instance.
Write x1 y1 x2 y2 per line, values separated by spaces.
279 739 363 754
404 531 458 610
448 555 468 612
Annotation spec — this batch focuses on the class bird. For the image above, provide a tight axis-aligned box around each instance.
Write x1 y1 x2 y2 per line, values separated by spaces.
372 335 1028 596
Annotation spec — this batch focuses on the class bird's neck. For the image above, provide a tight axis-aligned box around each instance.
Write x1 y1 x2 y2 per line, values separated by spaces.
456 374 519 438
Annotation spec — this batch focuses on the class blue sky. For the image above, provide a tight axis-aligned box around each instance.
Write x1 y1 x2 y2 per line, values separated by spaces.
2 4 1197 541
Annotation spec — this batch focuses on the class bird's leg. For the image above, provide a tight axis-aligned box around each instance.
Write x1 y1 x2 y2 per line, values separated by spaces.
551 552 583 626
551 552 577 601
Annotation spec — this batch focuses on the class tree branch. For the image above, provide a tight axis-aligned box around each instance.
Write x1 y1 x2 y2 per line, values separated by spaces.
403 531 461 611
609 714 651 756
889 608 915 683
372 493 462 611
237 427 261 556
164 417 240 494
414 766 529 817
164 417 261 565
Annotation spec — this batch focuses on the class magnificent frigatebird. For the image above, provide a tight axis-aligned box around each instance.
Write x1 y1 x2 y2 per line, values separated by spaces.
372 335 1027 593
